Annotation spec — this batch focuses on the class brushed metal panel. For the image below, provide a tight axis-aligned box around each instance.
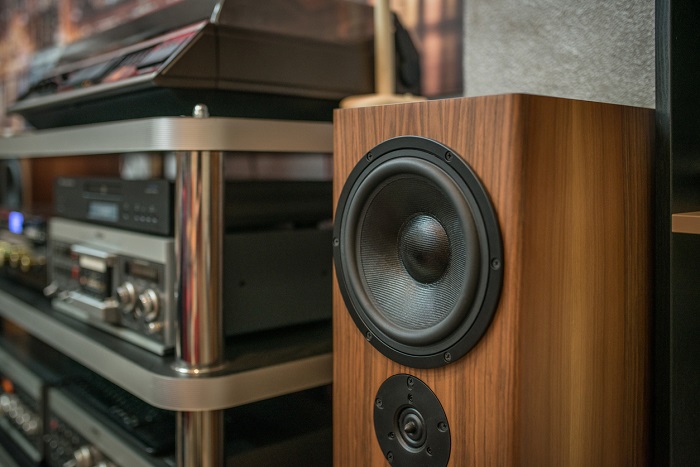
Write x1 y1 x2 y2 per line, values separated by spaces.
0 118 332 157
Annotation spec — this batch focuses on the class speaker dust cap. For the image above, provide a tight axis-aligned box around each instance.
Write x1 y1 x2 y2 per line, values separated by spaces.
333 136 503 368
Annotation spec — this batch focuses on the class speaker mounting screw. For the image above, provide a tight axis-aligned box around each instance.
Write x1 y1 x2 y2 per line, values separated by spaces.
407 377 414 388
333 237 339 247
366 331 373 341
388 432 395 440
491 258 502 270
444 352 452 363
438 422 448 432
427 447 433 456
408 394 414 404
444 151 453 162
376 398 383 408
366 152 374 161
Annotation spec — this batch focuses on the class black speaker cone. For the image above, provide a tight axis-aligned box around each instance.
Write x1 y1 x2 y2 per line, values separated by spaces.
399 214 450 284
355 163 481 347
334 136 503 368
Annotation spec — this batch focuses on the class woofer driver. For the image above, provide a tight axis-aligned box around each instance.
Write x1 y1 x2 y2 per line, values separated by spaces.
333 136 503 368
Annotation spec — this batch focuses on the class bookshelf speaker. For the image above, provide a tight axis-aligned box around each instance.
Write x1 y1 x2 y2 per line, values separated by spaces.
332 94 652 466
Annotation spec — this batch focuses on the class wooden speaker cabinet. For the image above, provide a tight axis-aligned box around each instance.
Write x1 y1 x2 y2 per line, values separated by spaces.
332 94 652 466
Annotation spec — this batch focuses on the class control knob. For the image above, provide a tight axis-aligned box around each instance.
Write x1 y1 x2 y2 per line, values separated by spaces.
0 393 15 414
43 281 59 298
136 289 160 322
63 445 103 467
116 282 137 314
146 321 164 335
21 417 40 436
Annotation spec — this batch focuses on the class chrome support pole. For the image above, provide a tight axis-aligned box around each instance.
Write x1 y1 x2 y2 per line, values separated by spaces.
177 411 224 467
174 105 224 467
174 145 224 369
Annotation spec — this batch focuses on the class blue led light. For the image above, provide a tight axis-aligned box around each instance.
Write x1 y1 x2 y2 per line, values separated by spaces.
8 211 23 235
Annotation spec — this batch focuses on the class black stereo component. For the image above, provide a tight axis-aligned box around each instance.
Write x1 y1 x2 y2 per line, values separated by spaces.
46 372 175 467
222 227 332 338
54 177 334 236
46 388 174 467
0 333 174 467
54 178 173 236
0 210 48 292
0 335 85 466
0 378 43 465
224 386 332 466
60 376 175 457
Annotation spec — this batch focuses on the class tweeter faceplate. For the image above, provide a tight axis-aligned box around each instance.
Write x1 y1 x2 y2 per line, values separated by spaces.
374 374 450 467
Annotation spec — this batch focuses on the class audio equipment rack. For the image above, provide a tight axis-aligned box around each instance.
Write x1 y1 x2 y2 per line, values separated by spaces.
0 114 333 466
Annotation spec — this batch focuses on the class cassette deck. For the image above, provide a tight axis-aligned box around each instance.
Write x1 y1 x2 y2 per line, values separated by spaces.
47 216 332 355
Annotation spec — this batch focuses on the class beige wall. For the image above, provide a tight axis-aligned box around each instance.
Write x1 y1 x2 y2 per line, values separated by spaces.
464 0 655 108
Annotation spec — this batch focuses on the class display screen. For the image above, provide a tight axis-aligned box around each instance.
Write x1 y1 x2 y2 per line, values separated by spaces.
127 261 159 282
87 201 119 222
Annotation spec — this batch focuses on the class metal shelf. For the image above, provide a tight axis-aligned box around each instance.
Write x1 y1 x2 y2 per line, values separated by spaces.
0 116 332 157
672 211 700 234
0 114 334 465
0 281 332 412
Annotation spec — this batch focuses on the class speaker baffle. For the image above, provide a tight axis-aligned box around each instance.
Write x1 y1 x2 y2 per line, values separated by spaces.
334 136 503 368
374 374 450 467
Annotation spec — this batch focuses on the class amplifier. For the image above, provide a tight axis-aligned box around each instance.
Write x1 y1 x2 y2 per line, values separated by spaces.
0 334 173 467
0 355 44 465
47 217 332 355
45 385 173 467
0 335 86 466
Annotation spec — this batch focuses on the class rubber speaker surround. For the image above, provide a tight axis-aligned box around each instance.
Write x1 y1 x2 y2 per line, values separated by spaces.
333 136 503 368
